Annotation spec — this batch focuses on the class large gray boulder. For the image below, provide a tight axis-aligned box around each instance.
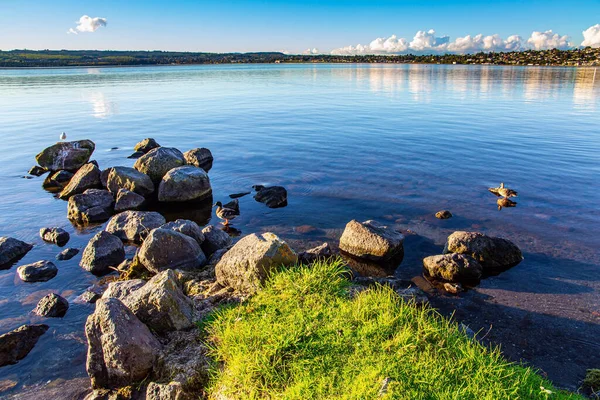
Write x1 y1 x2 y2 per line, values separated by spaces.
114 189 146 212
133 147 185 184
35 140 95 171
0 237 33 267
59 163 102 199
101 279 145 301
106 166 154 197
39 227 70 247
183 147 213 172
443 231 523 272
201 225 231 257
33 293 69 318
158 166 212 203
0 324 49 367
134 138 160 153
17 260 58 282
339 220 405 262
67 189 114 225
122 270 194 334
422 253 483 282
80 231 125 276
85 298 161 389
138 228 206 273
161 219 204 245
215 233 297 294
105 211 165 245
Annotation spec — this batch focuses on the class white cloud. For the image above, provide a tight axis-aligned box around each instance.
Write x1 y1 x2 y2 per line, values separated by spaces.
409 29 450 52
67 15 107 35
581 24 600 48
369 35 408 53
447 34 524 53
302 48 320 55
526 30 570 50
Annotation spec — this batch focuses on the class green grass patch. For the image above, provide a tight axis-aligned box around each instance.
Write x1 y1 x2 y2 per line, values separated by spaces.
205 259 582 399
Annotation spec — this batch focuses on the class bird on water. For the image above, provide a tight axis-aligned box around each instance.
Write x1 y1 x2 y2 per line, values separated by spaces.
488 182 518 199
213 200 240 226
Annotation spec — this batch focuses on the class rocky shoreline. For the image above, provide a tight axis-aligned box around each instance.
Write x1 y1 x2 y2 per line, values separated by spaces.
0 137 544 399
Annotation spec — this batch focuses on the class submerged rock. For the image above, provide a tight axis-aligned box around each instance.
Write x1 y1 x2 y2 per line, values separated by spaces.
158 166 212 203
0 324 49 367
33 293 69 318
59 163 102 199
85 298 161 389
133 147 185 184
114 188 145 212
122 269 194 334
67 189 114 225
253 185 288 208
443 231 523 272
134 138 160 154
105 211 165 245
0 237 33 268
160 219 205 245
339 220 405 263
106 166 154 197
435 210 453 219
39 227 70 247
422 253 483 282
56 248 79 261
183 147 213 172
299 242 332 264
36 140 95 172
201 225 232 257
138 228 206 273
80 231 125 276
215 232 297 294
28 165 48 176
17 260 58 282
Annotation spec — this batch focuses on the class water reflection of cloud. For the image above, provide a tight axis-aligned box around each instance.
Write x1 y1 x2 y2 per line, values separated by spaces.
573 68 599 111
87 92 118 118
86 68 102 75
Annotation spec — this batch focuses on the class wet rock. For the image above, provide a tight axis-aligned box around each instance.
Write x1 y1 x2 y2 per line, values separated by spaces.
59 163 102 199
127 151 145 159
229 191 251 199
17 260 58 282
107 167 154 197
67 189 114 225
36 140 95 171
80 231 125 276
435 210 453 219
0 324 49 367
422 253 483 283
0 237 33 267
443 231 523 272
43 170 74 191
134 138 160 154
28 165 47 176
122 270 193 334
102 279 145 301
215 232 297 294
33 293 69 318
114 189 145 213
183 147 213 172
339 220 405 263
138 228 206 273
158 166 212 203
40 227 70 247
99 168 112 188
105 211 165 245
160 219 204 245
253 185 287 208
201 225 232 257
56 248 79 261
299 242 332 264
85 298 161 389
133 147 185 184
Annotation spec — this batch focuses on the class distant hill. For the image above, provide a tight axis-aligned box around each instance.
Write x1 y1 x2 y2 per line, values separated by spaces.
0 48 598 68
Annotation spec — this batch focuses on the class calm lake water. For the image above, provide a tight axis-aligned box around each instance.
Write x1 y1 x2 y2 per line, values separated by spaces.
0 64 599 395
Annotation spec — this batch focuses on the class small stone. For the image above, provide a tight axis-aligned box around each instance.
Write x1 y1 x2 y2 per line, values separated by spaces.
422 253 483 282
339 219 404 263
56 248 79 261
17 260 58 282
299 242 332 264
80 231 125 276
28 165 48 176
201 225 232 257
114 189 145 212
59 163 102 199
443 282 463 294
0 324 49 367
127 151 145 159
134 138 160 153
79 290 101 304
435 210 453 219
253 185 287 208
183 147 213 172
40 227 70 247
33 293 69 317
0 237 33 267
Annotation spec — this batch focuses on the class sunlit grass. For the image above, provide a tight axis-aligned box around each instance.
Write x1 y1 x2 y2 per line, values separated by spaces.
205 259 581 399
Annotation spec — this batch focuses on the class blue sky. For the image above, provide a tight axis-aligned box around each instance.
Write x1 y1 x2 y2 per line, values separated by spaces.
1 0 599 53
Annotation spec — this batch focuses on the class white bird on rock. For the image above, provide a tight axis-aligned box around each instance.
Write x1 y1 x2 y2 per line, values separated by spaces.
59 132 67 141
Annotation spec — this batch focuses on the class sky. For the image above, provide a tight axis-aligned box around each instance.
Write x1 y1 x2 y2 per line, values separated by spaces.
0 0 599 54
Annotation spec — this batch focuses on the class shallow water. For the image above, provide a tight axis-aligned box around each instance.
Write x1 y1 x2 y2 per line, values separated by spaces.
0 64 599 394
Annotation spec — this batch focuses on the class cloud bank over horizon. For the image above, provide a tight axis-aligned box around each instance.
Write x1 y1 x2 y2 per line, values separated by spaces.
329 24 600 55
67 15 107 35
